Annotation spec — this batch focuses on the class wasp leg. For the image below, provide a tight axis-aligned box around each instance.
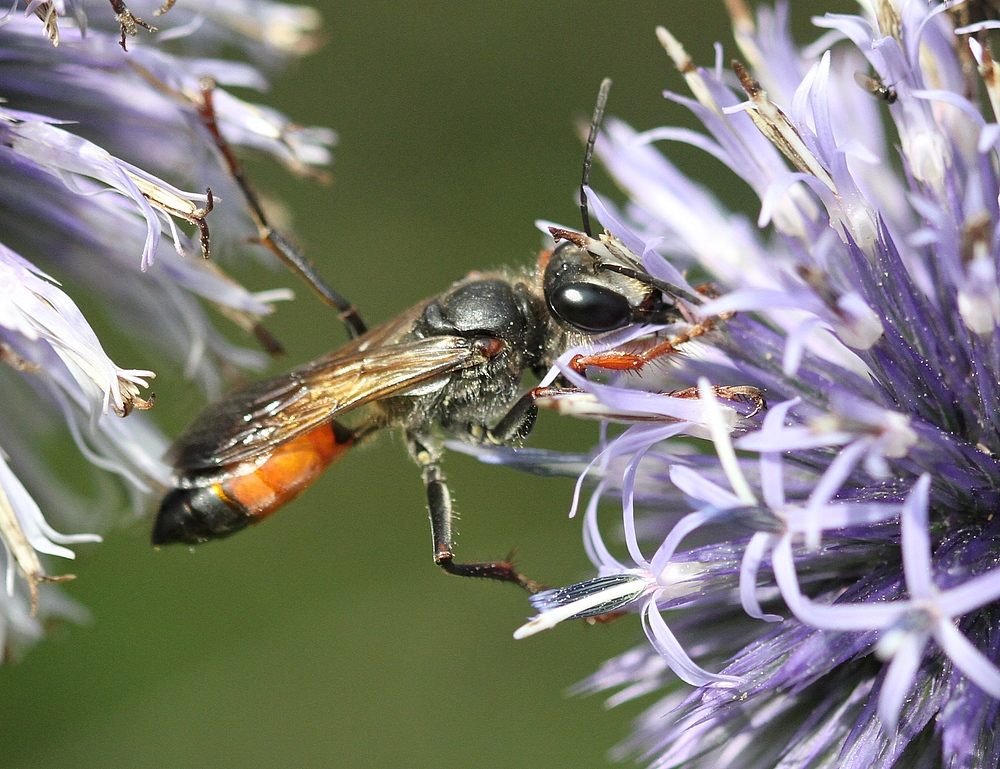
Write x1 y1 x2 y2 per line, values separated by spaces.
484 391 538 444
407 433 539 592
667 384 767 417
460 391 537 446
569 315 721 373
195 80 367 340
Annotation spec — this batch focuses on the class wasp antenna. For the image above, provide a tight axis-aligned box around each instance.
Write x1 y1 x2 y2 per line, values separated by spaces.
580 78 612 237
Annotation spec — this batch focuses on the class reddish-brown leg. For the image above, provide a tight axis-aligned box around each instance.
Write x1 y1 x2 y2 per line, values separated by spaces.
668 385 766 417
570 315 721 373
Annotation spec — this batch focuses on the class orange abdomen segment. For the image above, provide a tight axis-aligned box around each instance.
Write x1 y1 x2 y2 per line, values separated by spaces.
152 422 355 547
221 422 354 520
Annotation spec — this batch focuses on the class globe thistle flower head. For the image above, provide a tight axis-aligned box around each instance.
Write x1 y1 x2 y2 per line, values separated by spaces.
502 2 1000 766
0 0 332 653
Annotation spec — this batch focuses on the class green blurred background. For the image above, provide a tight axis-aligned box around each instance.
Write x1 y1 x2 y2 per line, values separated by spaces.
0 3 835 768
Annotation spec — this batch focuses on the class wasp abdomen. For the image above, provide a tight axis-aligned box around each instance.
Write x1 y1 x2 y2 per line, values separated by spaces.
153 422 354 546
153 485 250 545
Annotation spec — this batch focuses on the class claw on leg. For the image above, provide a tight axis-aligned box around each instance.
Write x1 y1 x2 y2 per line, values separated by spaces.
435 552 540 593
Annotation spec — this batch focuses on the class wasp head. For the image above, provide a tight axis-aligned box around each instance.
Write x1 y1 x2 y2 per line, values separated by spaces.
543 228 683 333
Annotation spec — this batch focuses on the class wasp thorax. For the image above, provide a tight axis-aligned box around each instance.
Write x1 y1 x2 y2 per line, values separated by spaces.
417 279 532 345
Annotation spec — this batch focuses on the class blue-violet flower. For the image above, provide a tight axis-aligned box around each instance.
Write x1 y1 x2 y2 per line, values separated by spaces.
0 0 330 655
492 2 1000 766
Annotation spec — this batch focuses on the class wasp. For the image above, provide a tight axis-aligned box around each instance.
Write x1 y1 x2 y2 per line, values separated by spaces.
153 81 741 589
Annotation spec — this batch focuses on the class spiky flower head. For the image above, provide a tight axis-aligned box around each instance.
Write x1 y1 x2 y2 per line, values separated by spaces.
0 0 330 655
501 1 1000 766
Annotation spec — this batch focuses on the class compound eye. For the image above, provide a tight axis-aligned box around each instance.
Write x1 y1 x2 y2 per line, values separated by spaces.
548 282 632 332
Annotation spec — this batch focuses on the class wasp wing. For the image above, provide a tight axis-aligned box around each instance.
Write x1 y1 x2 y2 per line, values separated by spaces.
169 332 482 478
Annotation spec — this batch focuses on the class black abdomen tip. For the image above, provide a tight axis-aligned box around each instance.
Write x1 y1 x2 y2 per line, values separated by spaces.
153 487 251 546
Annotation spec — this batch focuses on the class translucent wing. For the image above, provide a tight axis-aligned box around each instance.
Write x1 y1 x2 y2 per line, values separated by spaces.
170 320 483 477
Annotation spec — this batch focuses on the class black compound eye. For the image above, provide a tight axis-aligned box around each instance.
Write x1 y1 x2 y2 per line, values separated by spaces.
548 282 632 332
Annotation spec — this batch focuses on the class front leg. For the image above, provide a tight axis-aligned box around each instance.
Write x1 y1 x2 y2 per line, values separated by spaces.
406 433 539 592
459 391 538 445
483 391 538 445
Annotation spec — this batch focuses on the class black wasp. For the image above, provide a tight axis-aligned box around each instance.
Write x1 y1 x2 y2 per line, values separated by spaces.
154 80 748 589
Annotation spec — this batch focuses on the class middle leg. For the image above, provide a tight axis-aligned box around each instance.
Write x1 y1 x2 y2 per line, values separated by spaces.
406 432 539 592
